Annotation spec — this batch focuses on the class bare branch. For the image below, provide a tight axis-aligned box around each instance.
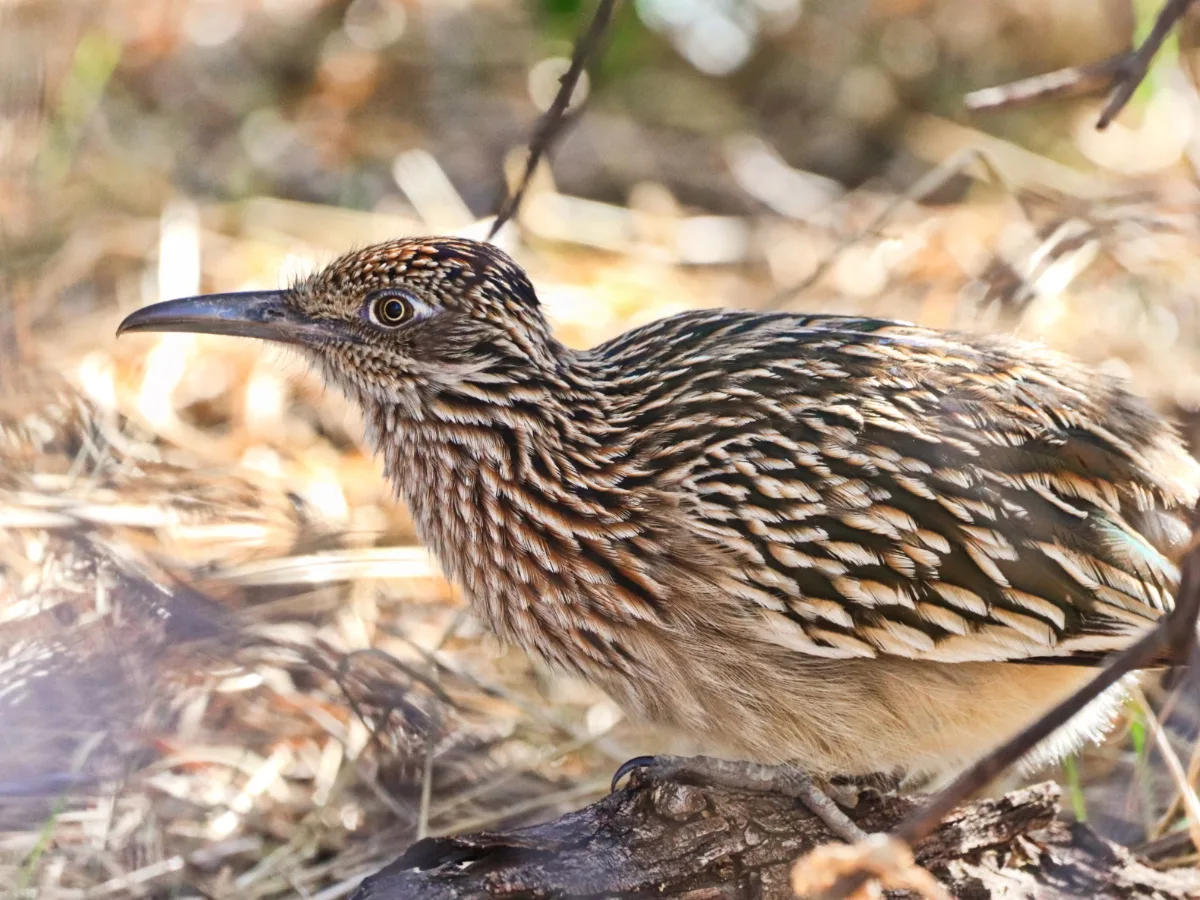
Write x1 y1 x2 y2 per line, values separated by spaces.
764 147 1015 309
966 0 1196 130
822 526 1200 899
965 55 1129 114
1099 0 1194 128
487 0 620 240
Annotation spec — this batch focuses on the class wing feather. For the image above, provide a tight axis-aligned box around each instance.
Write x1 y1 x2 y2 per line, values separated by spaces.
597 311 1200 664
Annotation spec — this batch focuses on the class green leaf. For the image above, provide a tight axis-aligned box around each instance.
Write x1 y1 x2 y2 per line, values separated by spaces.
1062 753 1088 823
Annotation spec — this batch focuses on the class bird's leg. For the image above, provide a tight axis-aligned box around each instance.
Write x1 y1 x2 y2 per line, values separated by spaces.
613 755 871 843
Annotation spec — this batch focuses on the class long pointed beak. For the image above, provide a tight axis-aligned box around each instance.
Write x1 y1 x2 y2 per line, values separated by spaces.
116 291 324 345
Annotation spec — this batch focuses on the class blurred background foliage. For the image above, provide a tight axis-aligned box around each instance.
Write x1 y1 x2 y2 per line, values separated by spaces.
4 0 1200 897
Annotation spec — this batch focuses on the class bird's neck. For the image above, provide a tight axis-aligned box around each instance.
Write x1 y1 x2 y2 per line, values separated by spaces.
362 354 663 669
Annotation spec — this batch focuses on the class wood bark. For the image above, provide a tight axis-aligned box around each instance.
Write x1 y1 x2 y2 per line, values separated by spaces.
350 774 1200 899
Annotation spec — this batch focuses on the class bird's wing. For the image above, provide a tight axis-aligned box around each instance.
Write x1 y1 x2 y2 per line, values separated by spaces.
609 312 1200 664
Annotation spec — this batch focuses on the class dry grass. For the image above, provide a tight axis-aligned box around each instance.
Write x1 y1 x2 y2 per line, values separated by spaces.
5 1 1200 896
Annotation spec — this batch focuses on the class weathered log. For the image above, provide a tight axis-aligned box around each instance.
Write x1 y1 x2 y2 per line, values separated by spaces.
351 774 1200 899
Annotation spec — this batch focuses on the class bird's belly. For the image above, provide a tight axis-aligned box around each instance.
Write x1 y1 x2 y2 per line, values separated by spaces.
593 650 1128 779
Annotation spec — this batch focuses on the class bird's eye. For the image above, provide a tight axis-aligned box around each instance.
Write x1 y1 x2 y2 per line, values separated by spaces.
368 291 413 328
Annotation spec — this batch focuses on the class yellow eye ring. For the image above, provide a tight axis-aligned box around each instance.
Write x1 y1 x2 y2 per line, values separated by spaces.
369 291 412 327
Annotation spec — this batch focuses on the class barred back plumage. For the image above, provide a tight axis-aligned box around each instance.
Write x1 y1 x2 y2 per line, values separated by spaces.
118 236 1200 780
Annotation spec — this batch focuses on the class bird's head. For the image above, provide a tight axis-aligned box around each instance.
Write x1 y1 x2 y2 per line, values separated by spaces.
117 237 558 414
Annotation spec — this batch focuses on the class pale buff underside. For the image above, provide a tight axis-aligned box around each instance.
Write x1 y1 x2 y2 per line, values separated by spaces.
593 640 1127 779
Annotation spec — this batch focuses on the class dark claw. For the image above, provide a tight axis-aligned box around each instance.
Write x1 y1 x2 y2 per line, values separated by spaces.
611 755 658 792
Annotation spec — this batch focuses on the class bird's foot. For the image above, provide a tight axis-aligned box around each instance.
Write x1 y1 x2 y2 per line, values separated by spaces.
612 754 870 843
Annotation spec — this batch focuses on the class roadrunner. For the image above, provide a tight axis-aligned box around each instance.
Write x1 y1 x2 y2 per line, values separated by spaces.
119 237 1200 838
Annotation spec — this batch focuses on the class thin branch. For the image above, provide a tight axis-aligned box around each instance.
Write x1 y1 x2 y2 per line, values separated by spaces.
765 147 1014 309
895 530 1200 841
1099 0 1194 128
487 0 619 240
966 0 1196 130
822 528 1200 899
965 55 1130 114
895 620 1177 843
